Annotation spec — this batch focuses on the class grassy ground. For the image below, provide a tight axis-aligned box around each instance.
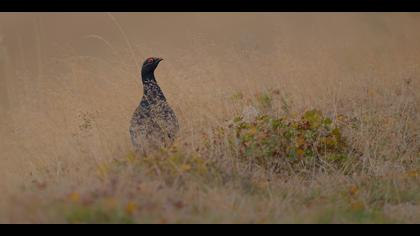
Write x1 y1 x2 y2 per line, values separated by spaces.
0 13 419 223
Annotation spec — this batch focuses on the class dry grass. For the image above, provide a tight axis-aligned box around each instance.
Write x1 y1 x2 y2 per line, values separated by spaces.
0 13 419 223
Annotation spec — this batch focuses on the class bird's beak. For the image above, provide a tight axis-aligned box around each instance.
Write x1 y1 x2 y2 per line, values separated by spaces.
156 58 164 63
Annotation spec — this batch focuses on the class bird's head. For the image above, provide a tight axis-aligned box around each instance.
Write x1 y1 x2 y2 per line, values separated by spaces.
141 57 163 76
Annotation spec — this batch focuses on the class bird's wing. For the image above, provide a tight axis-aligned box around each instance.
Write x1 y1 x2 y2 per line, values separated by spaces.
154 102 179 140
130 115 166 153
163 106 180 140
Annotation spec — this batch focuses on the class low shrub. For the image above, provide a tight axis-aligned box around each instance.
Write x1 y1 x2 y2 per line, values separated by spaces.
206 109 360 175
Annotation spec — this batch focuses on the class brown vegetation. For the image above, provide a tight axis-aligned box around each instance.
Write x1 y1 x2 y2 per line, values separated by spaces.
0 13 419 223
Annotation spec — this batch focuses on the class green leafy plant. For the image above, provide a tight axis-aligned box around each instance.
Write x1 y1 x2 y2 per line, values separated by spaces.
209 109 358 174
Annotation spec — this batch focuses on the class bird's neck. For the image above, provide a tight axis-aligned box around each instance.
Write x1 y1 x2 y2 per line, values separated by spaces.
141 73 166 102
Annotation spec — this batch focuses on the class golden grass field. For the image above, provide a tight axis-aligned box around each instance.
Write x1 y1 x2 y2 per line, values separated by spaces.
0 13 419 223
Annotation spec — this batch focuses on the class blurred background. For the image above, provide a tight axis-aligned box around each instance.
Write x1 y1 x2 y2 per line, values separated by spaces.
0 13 419 222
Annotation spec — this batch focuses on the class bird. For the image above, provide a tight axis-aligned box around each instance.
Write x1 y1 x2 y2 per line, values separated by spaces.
129 57 179 155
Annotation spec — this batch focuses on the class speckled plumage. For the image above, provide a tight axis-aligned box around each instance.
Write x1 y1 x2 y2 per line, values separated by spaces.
130 57 179 155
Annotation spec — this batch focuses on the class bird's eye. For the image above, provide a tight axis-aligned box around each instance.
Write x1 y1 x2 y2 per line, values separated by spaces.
147 58 154 63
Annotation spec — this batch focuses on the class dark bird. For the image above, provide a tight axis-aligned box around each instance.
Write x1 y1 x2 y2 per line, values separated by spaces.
130 57 179 155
